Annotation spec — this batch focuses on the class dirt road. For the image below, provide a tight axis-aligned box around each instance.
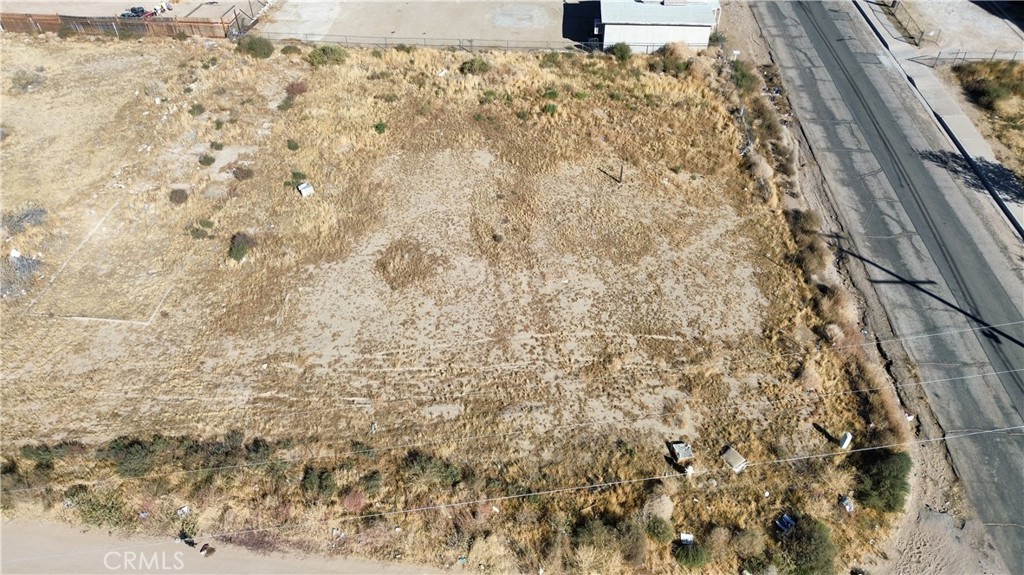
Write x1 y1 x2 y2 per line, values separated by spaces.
1 520 443 575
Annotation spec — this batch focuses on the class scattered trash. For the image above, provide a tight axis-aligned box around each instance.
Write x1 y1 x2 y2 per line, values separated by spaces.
457 556 467 565
437 69 448 77
905 412 915 422
679 532 695 544
297 181 315 198
683 464 694 477
139 511 150 520
176 506 191 518
775 513 797 535
199 543 215 557
839 432 853 450
720 445 748 473
839 495 854 513
764 490 770 498
63 499 74 509
668 441 694 464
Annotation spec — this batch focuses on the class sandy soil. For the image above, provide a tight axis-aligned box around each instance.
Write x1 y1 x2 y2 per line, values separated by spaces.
0 519 443 574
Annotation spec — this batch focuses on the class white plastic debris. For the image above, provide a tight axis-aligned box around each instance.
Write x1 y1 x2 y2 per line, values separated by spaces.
177 506 191 518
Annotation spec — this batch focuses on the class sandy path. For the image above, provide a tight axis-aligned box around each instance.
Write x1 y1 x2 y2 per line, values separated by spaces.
1 520 444 575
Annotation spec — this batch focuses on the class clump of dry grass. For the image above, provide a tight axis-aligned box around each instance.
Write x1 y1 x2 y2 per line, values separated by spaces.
375 238 444 290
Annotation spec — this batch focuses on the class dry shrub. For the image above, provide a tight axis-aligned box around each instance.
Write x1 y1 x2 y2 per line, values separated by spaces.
852 362 908 443
286 80 308 97
375 238 444 290
798 359 823 392
342 489 366 512
818 286 858 326
467 534 519 573
708 526 733 558
797 236 831 278
732 527 765 559
746 150 775 182
641 493 674 521
573 544 625 575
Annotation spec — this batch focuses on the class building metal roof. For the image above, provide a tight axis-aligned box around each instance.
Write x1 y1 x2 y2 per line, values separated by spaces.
600 0 720 27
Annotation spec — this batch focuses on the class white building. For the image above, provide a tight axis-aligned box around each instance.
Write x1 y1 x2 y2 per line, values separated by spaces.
599 0 721 53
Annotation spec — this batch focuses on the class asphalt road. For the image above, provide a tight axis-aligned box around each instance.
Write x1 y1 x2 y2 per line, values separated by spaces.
753 1 1024 571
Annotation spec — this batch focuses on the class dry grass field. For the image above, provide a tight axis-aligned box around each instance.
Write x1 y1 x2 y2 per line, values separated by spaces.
1 34 907 574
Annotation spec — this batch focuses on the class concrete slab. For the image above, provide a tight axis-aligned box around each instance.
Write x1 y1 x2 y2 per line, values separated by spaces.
259 0 579 48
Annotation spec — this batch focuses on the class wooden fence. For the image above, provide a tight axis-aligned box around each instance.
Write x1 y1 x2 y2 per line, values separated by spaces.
0 12 236 38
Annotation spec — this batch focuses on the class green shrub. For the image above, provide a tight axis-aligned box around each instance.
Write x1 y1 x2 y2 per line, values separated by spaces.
360 470 383 494
541 103 557 116
173 31 188 41
573 91 588 100
307 45 348 67
199 154 215 166
953 61 1022 111
232 166 254 180
188 103 205 117
100 437 158 478
214 119 224 130
287 139 300 151
371 48 383 59
281 44 302 55
542 88 559 100
78 489 131 528
645 516 674 543
237 35 274 59
277 96 294 111
394 44 415 53
198 219 215 229
229 233 255 262
611 42 632 63
210 141 223 151
672 542 710 568
57 26 77 39
479 89 498 104
405 450 462 486
244 437 272 462
609 90 625 101
780 516 837 575
459 58 491 75
300 466 336 502
540 52 561 68
709 31 726 46
373 122 387 134
731 60 759 96
853 448 912 512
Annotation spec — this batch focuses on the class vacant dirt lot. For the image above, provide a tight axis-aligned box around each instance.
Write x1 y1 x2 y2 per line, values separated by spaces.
1 34 905 573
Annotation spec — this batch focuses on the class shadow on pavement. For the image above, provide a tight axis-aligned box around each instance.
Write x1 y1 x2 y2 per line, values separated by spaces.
970 1 1024 35
562 1 600 43
918 148 1024 205
840 247 1024 351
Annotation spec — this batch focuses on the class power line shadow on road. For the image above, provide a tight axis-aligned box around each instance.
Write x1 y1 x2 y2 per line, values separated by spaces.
840 247 1024 351
918 148 1024 205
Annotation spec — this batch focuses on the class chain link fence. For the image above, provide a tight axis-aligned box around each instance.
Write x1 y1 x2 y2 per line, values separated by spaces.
257 31 705 54
909 49 1024 68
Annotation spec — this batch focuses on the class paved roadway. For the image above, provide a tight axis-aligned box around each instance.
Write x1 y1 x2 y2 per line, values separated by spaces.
753 1 1024 572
